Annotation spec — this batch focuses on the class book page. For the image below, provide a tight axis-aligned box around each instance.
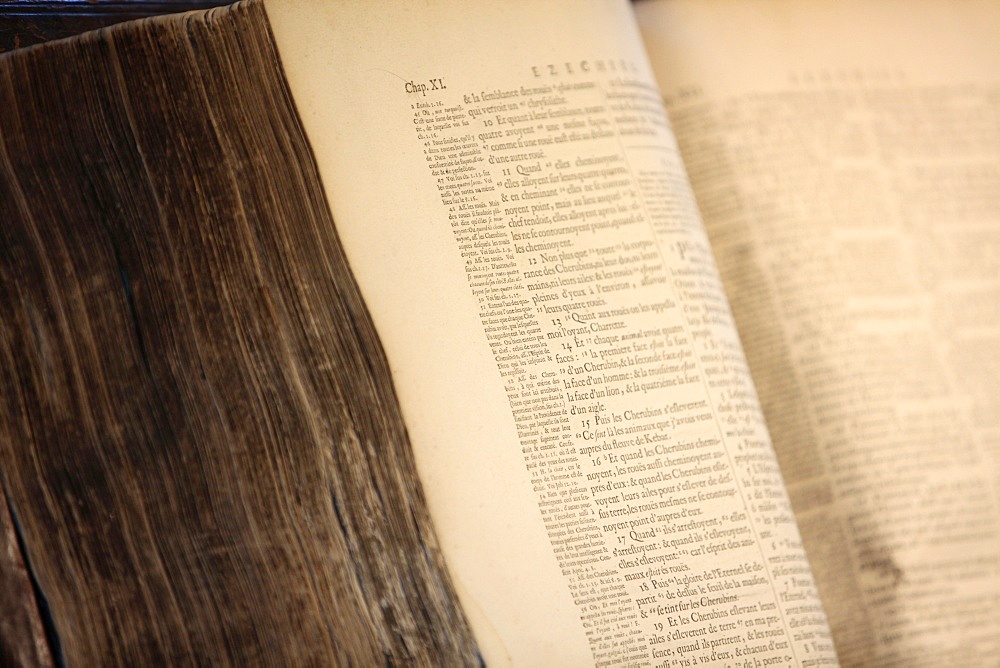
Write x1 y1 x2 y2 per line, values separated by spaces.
636 0 1000 664
265 1 835 665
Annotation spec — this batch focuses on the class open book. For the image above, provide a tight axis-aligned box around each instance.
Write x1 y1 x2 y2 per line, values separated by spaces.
0 0 996 665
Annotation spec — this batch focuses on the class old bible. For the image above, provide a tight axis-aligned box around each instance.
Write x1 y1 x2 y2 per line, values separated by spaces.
1 0 997 666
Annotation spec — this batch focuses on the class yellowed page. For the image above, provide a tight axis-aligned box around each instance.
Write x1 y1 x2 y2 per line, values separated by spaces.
265 1 835 664
637 0 1000 665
